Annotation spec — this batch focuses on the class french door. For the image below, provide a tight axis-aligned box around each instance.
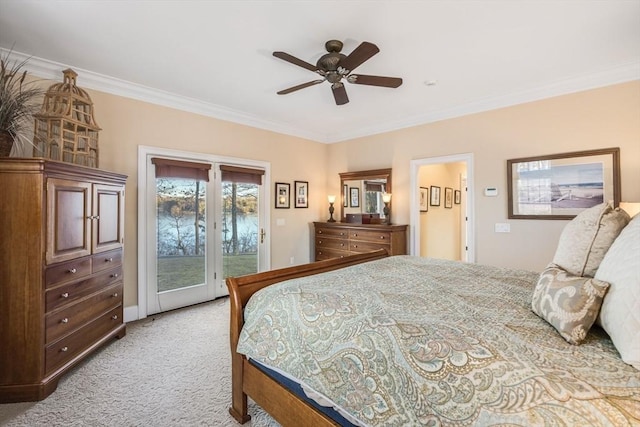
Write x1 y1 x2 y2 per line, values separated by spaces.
140 148 269 317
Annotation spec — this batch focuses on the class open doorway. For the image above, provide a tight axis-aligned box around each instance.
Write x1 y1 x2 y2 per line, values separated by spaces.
409 153 475 262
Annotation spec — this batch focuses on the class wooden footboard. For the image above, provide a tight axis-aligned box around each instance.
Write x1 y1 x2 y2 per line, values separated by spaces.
226 249 389 425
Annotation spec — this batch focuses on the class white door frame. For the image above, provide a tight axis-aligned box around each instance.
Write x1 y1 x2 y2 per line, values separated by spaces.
137 145 271 320
409 153 475 262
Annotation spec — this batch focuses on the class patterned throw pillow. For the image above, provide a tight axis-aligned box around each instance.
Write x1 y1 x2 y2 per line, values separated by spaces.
532 264 610 345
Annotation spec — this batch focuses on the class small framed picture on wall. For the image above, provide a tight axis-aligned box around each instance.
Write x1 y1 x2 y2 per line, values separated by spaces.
294 180 309 208
430 186 441 206
419 187 429 212
444 187 453 208
454 190 461 204
275 182 290 209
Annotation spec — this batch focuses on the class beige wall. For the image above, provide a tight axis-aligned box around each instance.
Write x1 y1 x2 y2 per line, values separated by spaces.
328 81 640 272
419 162 466 260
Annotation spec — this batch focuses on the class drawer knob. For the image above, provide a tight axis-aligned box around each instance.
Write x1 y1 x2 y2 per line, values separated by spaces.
68 268 77 274
340 232 344 236
61 317 69 324
106 257 113 262
111 273 119 278
380 236 385 239
112 292 119 298
318 240 322 244
61 292 69 298
60 346 68 352
353 245 358 248
341 243 344 246
353 233 358 237
111 315 119 320
318 230 323 234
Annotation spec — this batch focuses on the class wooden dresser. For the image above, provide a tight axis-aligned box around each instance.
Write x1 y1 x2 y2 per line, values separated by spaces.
0 159 126 402
313 222 407 261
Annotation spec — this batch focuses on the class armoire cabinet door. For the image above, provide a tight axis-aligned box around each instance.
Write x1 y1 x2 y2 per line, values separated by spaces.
46 178 92 264
92 184 125 253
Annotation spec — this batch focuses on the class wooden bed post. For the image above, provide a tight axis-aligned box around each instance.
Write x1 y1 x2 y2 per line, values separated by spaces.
227 277 250 423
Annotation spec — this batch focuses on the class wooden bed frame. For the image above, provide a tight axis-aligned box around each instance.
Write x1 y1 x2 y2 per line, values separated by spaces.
226 249 389 426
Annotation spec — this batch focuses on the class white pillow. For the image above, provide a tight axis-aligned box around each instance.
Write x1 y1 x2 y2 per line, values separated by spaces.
553 203 630 277
594 214 640 370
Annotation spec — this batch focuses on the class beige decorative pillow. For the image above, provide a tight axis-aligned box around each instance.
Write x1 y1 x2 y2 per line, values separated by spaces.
552 203 630 277
532 264 610 345
594 214 640 370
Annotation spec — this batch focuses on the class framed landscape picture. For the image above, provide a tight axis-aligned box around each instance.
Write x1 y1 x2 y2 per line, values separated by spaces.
507 148 620 219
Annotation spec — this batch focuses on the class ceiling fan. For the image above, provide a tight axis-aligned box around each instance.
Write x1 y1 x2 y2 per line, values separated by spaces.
273 39 403 105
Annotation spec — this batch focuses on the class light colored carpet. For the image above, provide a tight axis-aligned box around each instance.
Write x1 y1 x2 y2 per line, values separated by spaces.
0 298 280 427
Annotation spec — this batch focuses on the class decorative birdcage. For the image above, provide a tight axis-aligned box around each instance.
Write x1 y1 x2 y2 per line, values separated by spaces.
33 69 100 167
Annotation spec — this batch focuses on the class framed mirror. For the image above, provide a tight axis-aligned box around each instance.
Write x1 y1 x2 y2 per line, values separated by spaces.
339 168 392 223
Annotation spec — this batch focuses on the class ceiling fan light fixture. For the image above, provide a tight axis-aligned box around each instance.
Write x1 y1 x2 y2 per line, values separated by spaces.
273 39 402 105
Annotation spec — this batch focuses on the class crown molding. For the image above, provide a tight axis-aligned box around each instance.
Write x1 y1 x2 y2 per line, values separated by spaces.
4 48 637 144
1 48 328 143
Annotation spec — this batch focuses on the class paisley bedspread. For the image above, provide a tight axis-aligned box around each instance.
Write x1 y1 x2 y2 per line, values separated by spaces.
237 256 640 426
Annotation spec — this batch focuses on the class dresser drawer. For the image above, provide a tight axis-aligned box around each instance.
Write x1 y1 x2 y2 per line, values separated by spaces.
349 241 390 253
315 237 348 251
45 305 122 374
92 248 122 273
315 227 348 238
45 266 123 312
46 282 123 344
349 230 392 243
45 257 92 288
315 248 349 261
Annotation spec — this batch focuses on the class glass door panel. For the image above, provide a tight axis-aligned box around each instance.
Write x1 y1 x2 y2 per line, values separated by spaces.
221 181 259 279
149 175 213 315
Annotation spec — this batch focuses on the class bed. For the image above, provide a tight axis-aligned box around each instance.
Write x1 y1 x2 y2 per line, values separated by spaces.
226 206 640 426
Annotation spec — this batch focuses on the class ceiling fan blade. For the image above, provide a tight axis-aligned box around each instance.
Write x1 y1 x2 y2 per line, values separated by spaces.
332 83 349 105
277 79 325 95
273 51 319 72
348 74 403 88
340 42 379 73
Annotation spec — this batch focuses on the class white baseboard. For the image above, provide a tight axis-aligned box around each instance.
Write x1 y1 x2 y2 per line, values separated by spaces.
124 305 141 323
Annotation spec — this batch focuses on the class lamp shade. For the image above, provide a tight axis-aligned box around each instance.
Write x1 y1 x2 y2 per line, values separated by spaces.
620 202 640 218
382 193 392 203
328 195 336 204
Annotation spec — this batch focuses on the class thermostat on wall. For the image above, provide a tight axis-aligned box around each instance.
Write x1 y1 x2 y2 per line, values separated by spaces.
484 187 498 197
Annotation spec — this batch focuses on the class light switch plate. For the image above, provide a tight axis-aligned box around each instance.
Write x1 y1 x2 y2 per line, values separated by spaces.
495 223 510 233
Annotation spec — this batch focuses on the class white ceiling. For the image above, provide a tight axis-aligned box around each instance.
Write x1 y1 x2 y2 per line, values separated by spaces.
1 0 639 143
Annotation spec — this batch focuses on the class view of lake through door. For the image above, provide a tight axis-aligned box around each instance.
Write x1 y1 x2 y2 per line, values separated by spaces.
219 165 265 281
141 152 268 317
